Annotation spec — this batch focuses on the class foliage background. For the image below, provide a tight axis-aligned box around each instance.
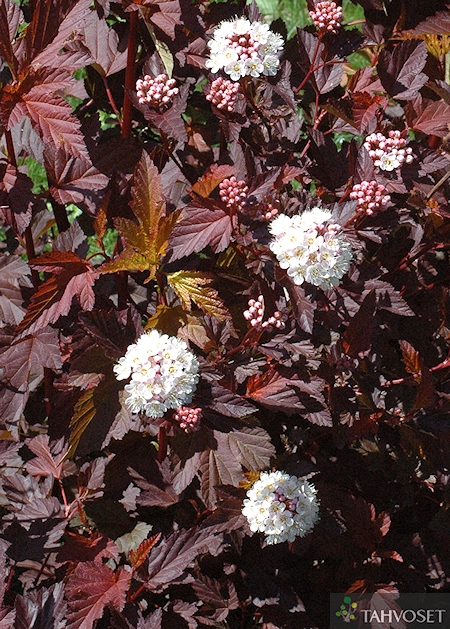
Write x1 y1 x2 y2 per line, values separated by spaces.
1 0 450 627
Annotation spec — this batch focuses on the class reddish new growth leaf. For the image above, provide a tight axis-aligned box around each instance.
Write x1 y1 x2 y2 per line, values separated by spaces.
16 251 98 335
65 562 131 629
100 152 180 282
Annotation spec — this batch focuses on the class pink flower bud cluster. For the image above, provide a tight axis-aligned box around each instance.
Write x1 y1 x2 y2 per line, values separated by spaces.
309 1 343 34
219 176 249 210
242 197 280 221
173 406 202 433
363 130 413 171
243 295 287 332
350 180 391 215
136 74 179 110
206 77 241 111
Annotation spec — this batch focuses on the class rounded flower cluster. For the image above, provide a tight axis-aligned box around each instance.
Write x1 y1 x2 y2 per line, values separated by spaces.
269 208 353 289
173 406 202 433
206 17 284 81
206 77 241 111
309 1 343 34
136 74 179 109
242 471 319 544
243 295 287 331
114 330 199 419
363 130 413 171
219 176 249 211
350 180 391 215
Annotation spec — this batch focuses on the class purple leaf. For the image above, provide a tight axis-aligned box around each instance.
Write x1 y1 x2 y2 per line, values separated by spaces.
378 40 428 101
167 200 233 261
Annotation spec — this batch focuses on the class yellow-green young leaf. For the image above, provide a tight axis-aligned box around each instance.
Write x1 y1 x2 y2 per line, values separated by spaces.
142 20 174 78
167 271 231 321
99 153 180 282
145 305 189 336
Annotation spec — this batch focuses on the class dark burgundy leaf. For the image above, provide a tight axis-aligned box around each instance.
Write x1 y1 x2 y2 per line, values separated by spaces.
0 0 22 77
57 532 118 565
129 468 179 507
16 251 98 335
167 200 233 262
44 146 109 214
82 15 127 77
378 40 428 101
14 582 66 629
0 163 34 235
0 254 32 326
343 290 377 358
412 100 450 137
297 30 343 94
0 327 62 433
413 7 450 35
25 434 68 480
145 528 223 592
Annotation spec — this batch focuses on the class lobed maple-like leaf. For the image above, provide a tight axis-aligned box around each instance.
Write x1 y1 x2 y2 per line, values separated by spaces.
226 427 275 472
192 575 239 624
82 14 128 77
16 251 98 336
199 438 244 509
30 0 94 72
99 153 180 282
297 30 343 94
44 146 109 215
167 271 231 321
65 561 131 629
25 434 69 480
167 200 233 262
145 528 223 592
246 369 332 426
0 327 62 432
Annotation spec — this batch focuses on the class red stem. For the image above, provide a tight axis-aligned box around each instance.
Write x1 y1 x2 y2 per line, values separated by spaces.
121 10 139 138
158 425 168 462
295 33 323 94
103 75 120 117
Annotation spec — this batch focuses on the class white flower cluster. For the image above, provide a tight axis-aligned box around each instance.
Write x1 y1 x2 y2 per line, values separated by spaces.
114 330 199 419
242 471 319 544
269 208 353 289
206 17 284 81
